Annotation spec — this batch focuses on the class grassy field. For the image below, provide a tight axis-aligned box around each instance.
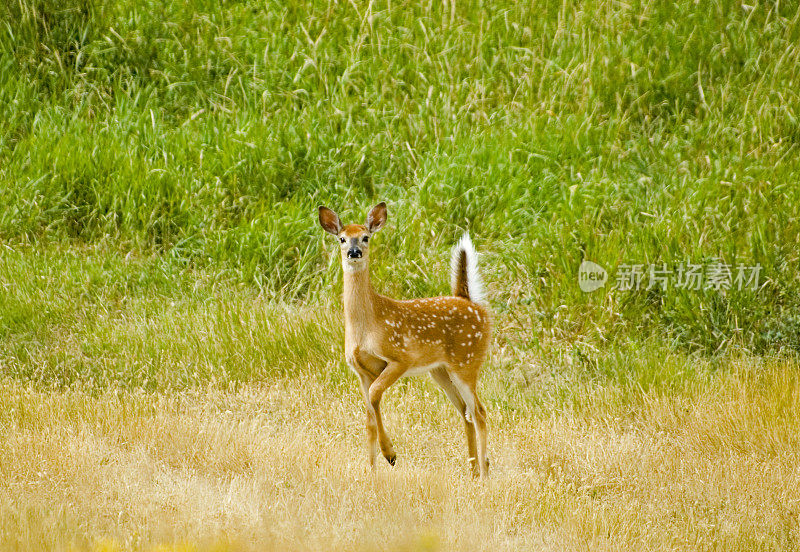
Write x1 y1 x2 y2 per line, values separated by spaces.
1 0 800 550
2 358 799 551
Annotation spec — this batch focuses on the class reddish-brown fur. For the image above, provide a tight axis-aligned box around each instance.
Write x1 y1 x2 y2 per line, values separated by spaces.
319 202 491 477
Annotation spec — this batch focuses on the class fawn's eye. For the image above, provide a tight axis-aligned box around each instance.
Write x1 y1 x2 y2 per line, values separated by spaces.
339 237 345 243
362 236 369 243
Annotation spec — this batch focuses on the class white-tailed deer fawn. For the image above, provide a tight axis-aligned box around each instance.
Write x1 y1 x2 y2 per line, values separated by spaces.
318 202 491 477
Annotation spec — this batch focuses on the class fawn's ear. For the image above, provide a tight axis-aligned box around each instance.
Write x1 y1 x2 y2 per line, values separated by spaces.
318 206 343 236
366 202 387 233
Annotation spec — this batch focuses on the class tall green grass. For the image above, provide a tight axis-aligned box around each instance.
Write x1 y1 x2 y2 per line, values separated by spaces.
1 0 799 359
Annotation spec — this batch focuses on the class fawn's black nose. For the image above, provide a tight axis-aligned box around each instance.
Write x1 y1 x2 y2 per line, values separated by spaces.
347 248 362 259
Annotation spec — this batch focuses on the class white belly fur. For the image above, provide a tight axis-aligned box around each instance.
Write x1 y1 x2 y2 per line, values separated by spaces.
403 362 444 378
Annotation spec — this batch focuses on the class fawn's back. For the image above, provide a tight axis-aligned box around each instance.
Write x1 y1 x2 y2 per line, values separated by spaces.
372 295 491 377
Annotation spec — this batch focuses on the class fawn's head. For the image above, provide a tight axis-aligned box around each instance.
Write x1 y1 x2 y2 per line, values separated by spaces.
318 202 387 272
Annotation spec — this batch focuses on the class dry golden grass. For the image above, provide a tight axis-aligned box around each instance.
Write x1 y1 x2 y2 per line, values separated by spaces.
0 359 798 552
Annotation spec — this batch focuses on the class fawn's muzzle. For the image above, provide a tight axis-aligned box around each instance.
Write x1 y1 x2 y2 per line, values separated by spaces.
347 248 362 259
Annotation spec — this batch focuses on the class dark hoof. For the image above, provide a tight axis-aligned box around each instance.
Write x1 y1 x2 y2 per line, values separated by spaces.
385 454 397 466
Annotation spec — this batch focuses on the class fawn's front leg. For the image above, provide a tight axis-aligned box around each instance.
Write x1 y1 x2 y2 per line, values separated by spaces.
355 372 379 467
365 361 407 467
354 361 400 467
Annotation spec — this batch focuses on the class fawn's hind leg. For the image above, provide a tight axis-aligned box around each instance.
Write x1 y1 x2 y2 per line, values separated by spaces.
451 371 489 478
430 367 479 476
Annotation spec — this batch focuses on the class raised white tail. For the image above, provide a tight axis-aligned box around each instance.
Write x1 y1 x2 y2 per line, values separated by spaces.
318 202 492 477
450 233 486 304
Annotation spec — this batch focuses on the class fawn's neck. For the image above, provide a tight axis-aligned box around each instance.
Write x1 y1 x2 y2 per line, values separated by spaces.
343 265 377 332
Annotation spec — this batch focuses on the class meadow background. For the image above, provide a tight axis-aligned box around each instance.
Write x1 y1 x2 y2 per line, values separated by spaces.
1 0 799 550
